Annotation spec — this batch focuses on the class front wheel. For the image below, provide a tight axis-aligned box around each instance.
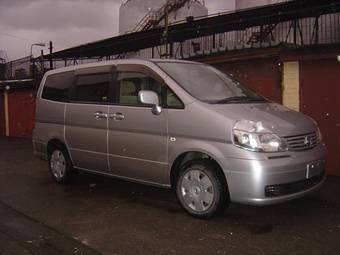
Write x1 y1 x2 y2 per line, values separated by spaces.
175 159 229 219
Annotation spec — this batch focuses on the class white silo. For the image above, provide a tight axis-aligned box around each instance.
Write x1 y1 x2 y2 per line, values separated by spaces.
236 0 288 10
119 0 208 35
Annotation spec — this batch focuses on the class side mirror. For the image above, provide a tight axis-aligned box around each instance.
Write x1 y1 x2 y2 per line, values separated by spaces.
138 90 162 115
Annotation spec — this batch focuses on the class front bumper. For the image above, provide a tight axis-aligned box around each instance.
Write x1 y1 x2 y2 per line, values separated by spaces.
221 143 327 205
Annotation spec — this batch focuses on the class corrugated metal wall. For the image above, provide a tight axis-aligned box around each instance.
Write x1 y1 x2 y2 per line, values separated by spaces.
214 58 282 103
300 59 340 176
7 89 35 138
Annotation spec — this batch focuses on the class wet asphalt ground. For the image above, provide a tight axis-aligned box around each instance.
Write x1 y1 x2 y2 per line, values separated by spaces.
0 137 339 255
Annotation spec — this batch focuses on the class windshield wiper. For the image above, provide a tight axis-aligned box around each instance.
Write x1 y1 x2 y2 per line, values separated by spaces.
213 96 266 104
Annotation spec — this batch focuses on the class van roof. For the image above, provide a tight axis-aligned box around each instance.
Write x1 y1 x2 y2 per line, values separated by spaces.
44 58 199 76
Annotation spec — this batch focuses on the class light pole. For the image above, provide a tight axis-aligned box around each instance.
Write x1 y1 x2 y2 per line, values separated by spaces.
30 43 46 78
30 43 46 59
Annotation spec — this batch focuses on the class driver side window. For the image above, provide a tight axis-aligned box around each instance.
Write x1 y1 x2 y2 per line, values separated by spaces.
117 71 162 106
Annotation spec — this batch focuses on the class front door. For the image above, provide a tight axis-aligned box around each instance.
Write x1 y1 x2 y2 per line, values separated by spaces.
108 65 168 185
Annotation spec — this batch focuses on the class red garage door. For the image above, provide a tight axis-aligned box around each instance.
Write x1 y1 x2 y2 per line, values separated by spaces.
300 59 340 176
0 91 5 136
7 89 36 138
213 58 282 103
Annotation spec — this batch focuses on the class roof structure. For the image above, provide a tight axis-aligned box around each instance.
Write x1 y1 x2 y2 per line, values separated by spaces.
43 0 340 60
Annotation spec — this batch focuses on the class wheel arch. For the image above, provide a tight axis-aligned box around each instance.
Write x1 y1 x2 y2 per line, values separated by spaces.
46 138 73 165
169 149 228 193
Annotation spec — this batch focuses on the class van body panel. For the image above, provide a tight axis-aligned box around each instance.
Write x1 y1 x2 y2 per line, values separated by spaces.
65 103 108 172
33 58 327 209
35 99 65 125
210 103 316 137
167 103 233 144
223 143 327 204
33 99 66 159
33 122 65 160
108 105 168 184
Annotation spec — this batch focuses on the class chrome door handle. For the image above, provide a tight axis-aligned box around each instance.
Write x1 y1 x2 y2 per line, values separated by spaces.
110 112 125 121
94 111 108 120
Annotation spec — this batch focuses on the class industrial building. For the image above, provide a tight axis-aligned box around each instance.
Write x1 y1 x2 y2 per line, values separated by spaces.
119 0 207 35
0 0 339 176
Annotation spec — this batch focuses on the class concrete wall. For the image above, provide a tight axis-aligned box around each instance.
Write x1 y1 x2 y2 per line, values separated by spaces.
166 1 207 26
282 62 300 111
236 0 288 10
206 1 235 14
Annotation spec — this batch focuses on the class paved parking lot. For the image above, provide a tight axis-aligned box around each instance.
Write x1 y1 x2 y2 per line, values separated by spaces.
0 137 339 255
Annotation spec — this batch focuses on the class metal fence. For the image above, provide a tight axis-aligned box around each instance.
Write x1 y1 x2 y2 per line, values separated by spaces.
137 12 340 59
1 11 339 80
1 55 50 80
3 56 31 79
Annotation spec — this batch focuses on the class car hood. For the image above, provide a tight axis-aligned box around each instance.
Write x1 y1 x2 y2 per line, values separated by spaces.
209 103 316 137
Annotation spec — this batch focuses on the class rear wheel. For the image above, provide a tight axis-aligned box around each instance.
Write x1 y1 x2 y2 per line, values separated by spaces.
48 144 76 184
175 159 229 219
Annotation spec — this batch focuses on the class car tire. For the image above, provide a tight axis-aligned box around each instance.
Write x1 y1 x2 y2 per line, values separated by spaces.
48 144 76 184
175 159 229 219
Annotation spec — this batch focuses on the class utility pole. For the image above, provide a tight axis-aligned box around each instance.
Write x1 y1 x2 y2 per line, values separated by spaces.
40 50 45 76
161 3 170 58
30 43 45 77
49 41 53 70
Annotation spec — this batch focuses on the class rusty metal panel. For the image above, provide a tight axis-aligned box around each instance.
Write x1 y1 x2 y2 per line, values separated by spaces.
0 91 5 136
7 90 36 138
300 59 340 176
213 58 282 103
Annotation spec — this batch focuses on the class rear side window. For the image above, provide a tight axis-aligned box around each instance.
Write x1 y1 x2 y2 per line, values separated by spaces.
42 71 74 102
72 73 111 103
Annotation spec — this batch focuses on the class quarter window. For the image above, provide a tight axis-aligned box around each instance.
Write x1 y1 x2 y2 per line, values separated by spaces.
166 88 183 108
73 73 111 103
42 71 73 102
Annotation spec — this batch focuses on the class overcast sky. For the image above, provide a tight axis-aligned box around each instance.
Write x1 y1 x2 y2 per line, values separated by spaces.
0 0 234 61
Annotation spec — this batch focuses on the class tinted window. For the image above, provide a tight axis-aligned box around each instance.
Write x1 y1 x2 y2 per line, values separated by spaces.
117 72 162 106
42 71 73 102
73 73 111 103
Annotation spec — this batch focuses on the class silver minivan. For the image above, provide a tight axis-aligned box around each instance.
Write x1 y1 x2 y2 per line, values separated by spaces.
33 59 326 218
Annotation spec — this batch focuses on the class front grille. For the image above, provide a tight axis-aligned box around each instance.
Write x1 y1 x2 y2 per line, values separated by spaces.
265 171 325 197
284 132 318 151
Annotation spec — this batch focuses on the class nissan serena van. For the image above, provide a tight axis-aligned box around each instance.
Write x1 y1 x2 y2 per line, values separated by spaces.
33 59 326 218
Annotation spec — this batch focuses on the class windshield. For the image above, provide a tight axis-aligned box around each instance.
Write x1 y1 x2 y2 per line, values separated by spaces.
157 62 266 104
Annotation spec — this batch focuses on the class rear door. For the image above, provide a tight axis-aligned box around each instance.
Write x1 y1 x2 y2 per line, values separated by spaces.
107 64 168 184
65 66 114 172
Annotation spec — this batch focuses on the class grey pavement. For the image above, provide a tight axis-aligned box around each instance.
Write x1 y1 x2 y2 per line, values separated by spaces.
0 137 339 255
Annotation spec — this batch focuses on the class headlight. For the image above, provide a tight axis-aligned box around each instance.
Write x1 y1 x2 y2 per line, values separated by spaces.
233 120 288 152
309 117 322 143
316 126 322 143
